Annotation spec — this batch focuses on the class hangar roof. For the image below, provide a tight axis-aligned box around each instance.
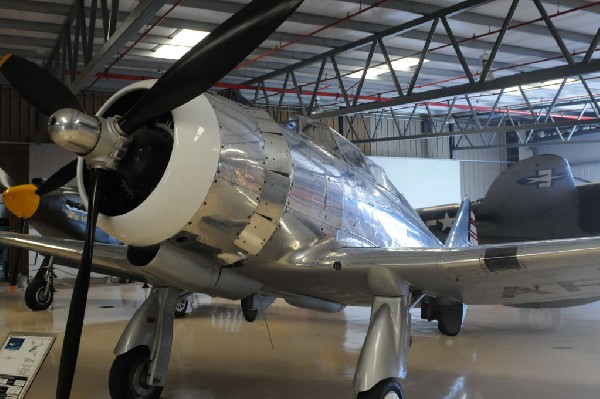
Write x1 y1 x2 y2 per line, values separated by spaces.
0 0 599 144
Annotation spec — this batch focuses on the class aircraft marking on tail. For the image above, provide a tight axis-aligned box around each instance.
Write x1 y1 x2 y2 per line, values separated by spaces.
425 212 455 231
517 168 566 188
469 211 478 245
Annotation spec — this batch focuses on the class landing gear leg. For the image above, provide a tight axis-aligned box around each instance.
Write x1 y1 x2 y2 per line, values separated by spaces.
109 286 179 399
25 256 54 311
354 291 410 399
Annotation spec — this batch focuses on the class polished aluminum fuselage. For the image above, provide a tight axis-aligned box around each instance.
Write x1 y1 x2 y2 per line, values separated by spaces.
94 86 443 304
159 94 442 304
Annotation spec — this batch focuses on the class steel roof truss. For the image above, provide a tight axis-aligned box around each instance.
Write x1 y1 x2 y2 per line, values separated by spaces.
479 0 519 83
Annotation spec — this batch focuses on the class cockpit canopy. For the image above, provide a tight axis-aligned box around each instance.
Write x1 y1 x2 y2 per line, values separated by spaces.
286 116 401 196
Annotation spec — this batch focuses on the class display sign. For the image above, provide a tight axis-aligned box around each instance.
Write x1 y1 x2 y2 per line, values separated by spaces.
0 332 55 398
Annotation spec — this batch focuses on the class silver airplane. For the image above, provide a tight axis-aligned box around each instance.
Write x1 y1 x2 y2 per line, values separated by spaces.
3 1 600 398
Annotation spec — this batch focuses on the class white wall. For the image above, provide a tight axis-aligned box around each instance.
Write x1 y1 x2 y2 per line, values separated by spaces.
369 156 461 208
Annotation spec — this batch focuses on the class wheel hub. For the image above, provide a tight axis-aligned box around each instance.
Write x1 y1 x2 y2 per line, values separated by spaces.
130 359 154 396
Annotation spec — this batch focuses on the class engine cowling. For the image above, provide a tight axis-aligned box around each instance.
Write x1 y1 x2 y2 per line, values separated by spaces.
78 80 292 268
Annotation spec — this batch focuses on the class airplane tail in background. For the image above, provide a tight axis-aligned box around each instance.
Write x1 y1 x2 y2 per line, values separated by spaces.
444 198 474 248
476 154 580 240
478 154 576 218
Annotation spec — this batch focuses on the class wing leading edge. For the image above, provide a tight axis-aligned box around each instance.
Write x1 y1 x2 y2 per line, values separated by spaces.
0 232 144 282
316 237 600 307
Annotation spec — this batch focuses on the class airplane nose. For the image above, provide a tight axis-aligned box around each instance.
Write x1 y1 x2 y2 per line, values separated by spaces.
48 108 101 155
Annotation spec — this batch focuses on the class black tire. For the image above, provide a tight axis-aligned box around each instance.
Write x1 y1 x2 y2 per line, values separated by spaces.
174 298 188 318
357 377 404 399
241 295 258 322
109 347 163 399
24 278 53 311
437 303 464 336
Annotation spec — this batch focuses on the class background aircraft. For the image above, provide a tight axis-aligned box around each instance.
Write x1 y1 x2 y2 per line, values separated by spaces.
4 1 600 398
419 154 600 243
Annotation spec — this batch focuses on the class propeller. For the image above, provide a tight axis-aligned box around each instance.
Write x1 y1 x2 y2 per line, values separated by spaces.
1 0 303 398
0 54 82 116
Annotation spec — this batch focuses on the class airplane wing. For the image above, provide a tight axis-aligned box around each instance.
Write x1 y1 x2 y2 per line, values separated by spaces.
0 232 146 282
316 237 600 307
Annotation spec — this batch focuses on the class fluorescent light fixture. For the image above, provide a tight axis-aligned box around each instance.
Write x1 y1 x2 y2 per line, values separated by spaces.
504 85 533 95
152 29 210 59
348 57 429 79
348 68 388 79
153 44 190 60
390 57 427 71
541 78 578 89
505 78 579 94
171 29 210 46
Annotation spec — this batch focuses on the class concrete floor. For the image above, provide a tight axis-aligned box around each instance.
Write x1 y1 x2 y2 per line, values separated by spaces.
1 281 600 399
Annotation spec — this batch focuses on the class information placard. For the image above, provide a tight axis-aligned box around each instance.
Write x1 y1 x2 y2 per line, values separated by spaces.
0 332 56 399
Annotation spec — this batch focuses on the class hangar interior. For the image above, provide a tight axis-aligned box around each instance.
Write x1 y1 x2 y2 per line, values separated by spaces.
0 0 599 398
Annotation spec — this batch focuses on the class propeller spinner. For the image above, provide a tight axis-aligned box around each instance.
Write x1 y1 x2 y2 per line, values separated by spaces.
0 0 303 398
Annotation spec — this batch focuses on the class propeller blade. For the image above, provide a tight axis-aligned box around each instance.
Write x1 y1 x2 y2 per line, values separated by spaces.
0 54 82 116
119 0 303 132
0 168 15 192
36 159 78 196
56 169 104 399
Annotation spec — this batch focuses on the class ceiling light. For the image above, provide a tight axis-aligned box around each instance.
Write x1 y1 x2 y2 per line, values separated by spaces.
504 85 533 95
390 57 427 71
348 57 429 79
171 29 210 46
348 68 387 79
153 44 190 60
540 78 579 89
152 29 210 59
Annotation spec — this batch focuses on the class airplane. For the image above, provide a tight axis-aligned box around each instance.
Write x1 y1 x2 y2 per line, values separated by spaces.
419 154 600 244
3 1 600 398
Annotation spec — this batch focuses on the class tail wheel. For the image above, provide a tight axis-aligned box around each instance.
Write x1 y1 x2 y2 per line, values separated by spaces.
357 378 404 399
109 346 163 399
24 278 53 311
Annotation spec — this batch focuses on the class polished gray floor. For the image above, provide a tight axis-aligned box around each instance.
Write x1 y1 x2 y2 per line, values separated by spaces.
1 281 600 398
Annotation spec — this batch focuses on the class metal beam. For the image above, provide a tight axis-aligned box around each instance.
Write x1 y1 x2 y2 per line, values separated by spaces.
351 118 600 143
316 58 600 118
68 0 169 93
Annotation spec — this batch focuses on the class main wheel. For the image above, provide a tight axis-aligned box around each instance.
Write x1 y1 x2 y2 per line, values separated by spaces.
24 278 53 311
174 298 189 318
109 347 163 399
437 303 465 336
357 377 404 399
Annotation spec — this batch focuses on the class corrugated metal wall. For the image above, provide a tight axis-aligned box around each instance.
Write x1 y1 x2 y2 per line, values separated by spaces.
367 114 451 159
533 132 600 183
453 134 508 200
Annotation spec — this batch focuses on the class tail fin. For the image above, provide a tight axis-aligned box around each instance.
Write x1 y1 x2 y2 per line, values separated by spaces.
444 198 476 248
